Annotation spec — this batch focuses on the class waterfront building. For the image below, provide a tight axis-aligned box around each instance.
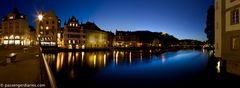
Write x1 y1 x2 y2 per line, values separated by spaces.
0 23 2 45
82 22 111 48
0 8 32 46
113 31 168 48
63 16 85 49
113 31 139 47
36 10 61 46
215 0 240 75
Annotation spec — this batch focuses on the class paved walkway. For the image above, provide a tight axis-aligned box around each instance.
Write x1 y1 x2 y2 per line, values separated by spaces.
0 46 42 84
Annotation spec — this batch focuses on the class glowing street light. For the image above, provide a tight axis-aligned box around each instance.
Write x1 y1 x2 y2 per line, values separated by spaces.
38 14 43 21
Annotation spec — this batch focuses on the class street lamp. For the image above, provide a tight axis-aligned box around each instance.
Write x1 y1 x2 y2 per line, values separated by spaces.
37 14 43 46
38 14 43 21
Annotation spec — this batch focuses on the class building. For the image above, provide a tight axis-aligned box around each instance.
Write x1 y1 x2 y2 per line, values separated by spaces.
0 23 2 45
0 8 32 46
113 31 139 47
36 10 60 46
63 16 85 49
82 22 111 48
215 0 240 75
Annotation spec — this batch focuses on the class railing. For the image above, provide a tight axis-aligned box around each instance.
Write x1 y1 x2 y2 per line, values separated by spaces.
39 47 57 88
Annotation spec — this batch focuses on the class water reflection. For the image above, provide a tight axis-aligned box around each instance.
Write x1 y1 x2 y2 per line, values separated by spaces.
43 49 223 87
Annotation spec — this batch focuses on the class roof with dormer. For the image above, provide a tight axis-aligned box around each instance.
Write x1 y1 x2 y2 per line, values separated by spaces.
2 8 27 21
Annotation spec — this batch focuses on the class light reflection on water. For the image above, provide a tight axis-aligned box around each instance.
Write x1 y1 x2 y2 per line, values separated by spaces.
43 49 218 87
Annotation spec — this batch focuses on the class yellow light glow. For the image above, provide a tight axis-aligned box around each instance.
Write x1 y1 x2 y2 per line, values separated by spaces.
4 40 8 45
104 54 106 67
217 61 221 73
81 52 84 63
60 52 64 70
116 51 119 64
15 40 20 45
129 52 132 64
9 16 13 19
57 33 61 38
162 32 166 35
4 36 8 39
94 54 96 67
15 36 20 39
68 52 72 66
46 26 49 30
38 14 43 21
56 53 61 72
9 35 14 39
82 45 85 49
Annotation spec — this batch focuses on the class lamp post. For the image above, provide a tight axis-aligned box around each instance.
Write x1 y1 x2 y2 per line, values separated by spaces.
38 14 43 46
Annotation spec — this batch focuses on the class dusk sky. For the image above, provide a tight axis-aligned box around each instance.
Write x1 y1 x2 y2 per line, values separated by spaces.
0 0 214 41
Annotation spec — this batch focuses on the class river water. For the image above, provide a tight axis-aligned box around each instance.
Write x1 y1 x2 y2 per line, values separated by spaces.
43 49 235 87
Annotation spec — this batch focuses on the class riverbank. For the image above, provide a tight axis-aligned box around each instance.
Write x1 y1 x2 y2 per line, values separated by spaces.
0 46 42 85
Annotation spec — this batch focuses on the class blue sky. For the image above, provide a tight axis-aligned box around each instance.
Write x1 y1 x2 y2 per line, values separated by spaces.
0 0 214 41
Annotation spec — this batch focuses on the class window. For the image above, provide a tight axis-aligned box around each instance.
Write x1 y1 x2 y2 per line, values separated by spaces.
46 21 49 24
232 37 240 50
231 9 239 25
52 21 55 24
46 26 49 30
9 16 13 19
52 26 55 29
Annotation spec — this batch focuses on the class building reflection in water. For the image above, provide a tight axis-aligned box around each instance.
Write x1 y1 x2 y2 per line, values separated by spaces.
44 50 165 72
161 53 166 64
42 50 218 87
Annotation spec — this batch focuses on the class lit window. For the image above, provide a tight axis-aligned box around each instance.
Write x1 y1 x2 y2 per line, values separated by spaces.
82 45 85 49
57 33 61 38
4 40 8 45
9 16 13 19
69 40 71 44
40 26 43 29
9 35 14 39
15 40 20 45
73 40 75 44
20 16 24 18
4 36 8 39
76 24 78 27
70 23 72 26
231 9 239 25
46 26 49 30
73 23 75 27
9 40 14 44
15 36 20 39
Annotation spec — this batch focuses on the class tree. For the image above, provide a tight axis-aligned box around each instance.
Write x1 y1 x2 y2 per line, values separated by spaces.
204 5 215 45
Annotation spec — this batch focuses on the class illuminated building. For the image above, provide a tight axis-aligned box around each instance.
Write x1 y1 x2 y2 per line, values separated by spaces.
0 8 32 46
63 16 85 49
215 0 240 75
36 10 60 46
113 31 139 47
113 31 167 48
0 23 2 45
82 22 112 48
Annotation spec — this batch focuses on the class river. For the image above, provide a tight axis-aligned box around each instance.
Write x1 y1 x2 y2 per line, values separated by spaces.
43 49 233 88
